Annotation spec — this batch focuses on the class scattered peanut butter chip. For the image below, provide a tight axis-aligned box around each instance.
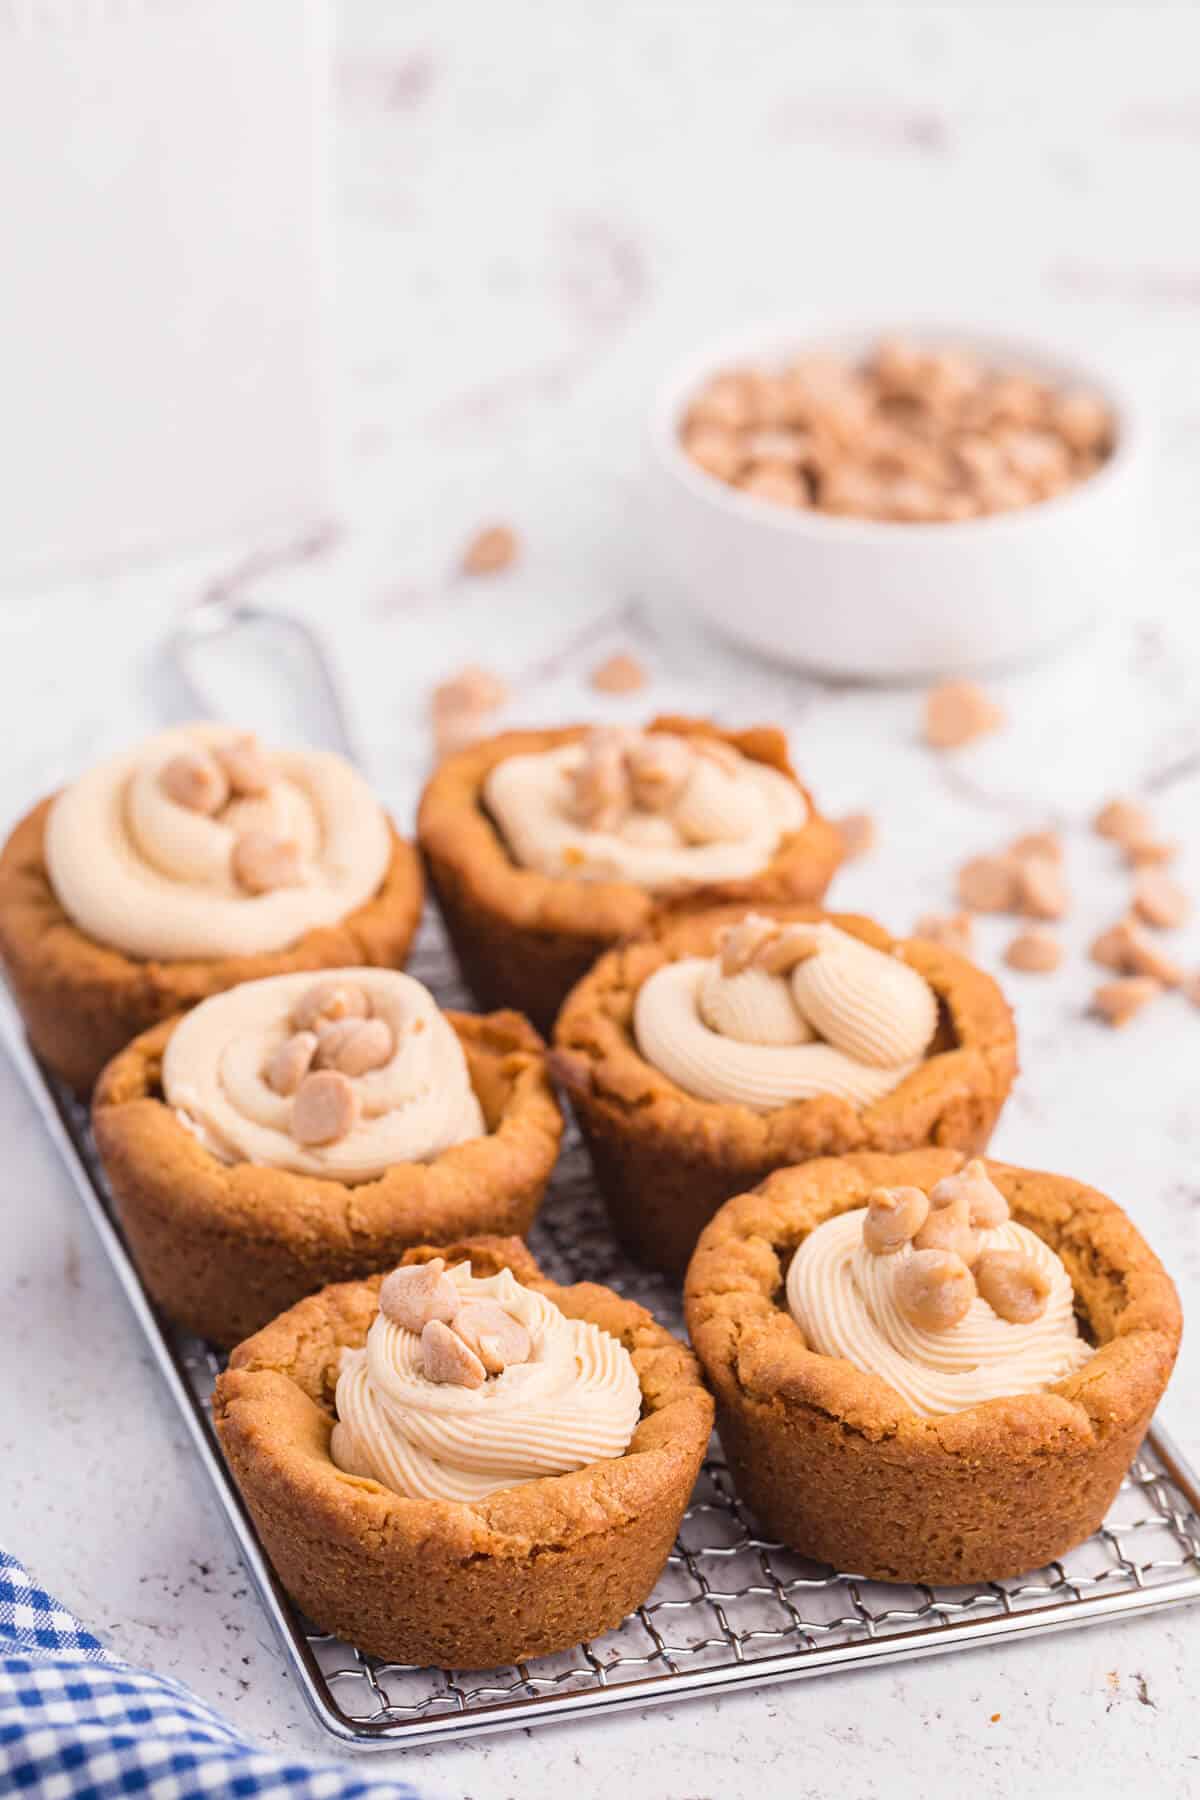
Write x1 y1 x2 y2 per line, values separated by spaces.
1015 854 1069 921
316 1017 394 1077
264 1030 319 1097
379 1259 459 1334
1005 926 1063 973
975 1249 1049 1324
912 911 974 955
452 1299 532 1374
834 811 876 860
1092 976 1162 1028
1010 829 1062 864
1123 922 1184 987
862 1185 930 1255
1094 796 1152 843
1132 868 1191 930
1090 918 1137 971
292 980 371 1032
421 1317 486 1388
431 665 510 760
957 854 1018 913
461 523 518 576
923 681 1005 750
291 1069 360 1144
1123 834 1178 867
231 831 305 894
160 750 229 815
214 734 273 797
590 651 647 694
894 1249 976 1333
1185 972 1200 1008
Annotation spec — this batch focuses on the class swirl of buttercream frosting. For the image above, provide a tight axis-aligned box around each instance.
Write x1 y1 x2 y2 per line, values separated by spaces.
786 1208 1092 1416
330 1263 643 1501
44 723 391 960
633 921 938 1112
163 969 484 1183
483 732 807 892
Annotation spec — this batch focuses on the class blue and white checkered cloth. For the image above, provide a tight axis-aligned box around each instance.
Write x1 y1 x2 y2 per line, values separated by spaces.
0 1550 424 1799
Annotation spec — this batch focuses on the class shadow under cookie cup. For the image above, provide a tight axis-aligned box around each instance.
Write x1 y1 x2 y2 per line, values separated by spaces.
0 796 425 1095
417 716 844 1038
553 905 1019 1276
683 1150 1182 1586
213 1237 714 1668
92 1010 563 1348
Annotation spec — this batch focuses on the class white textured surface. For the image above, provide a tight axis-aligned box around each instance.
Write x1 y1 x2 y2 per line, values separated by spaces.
4 4 1200 1796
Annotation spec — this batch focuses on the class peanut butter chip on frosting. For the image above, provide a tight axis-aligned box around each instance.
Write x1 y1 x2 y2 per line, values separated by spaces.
975 1249 1050 1324
315 1017 395 1076
160 750 229 815
913 1193 979 1267
292 980 371 1032
895 1249 977 1333
264 1030 318 1097
452 1299 533 1375
862 1185 930 1255
378 1259 460 1334
291 1069 360 1145
214 734 274 796
231 830 306 894
929 1159 1010 1229
421 1318 486 1388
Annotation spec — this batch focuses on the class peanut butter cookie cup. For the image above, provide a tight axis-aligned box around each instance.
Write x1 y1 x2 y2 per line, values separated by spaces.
214 1237 713 1668
685 1150 1181 1585
417 715 843 1035
553 904 1017 1274
0 725 423 1093
93 971 562 1347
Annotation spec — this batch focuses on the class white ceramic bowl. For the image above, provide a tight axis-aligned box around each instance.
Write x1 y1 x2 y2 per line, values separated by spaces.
646 324 1147 681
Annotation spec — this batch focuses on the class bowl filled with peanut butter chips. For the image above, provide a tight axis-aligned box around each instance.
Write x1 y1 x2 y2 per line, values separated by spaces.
647 322 1145 679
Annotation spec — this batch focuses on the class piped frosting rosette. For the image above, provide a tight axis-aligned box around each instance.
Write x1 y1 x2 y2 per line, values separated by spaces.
163 969 484 1184
787 1162 1093 1416
44 723 391 960
484 726 808 891
633 916 939 1112
331 1260 643 1502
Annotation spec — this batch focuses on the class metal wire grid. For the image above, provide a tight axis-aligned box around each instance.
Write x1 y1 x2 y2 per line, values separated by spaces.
31 915 1200 1741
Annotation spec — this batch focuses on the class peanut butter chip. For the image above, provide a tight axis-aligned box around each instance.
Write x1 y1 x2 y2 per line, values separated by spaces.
590 651 648 694
567 727 634 830
1015 855 1069 920
290 1069 360 1145
930 1159 1009 1229
626 734 693 812
231 831 305 894
1092 976 1162 1028
214 734 273 796
421 1318 486 1388
1133 869 1191 930
1094 796 1152 843
913 1193 979 1267
834 811 876 861
862 1186 930 1255
430 665 509 760
1010 829 1063 865
461 523 518 576
291 980 371 1032
452 1299 533 1375
957 854 1018 913
264 1030 318 1096
718 913 783 977
923 681 1005 750
975 1249 1049 1324
1185 972 1200 1008
913 912 974 955
895 1250 976 1333
757 925 822 975
1090 918 1183 986
160 751 229 815
316 1017 395 1077
378 1259 460 1334
1005 926 1063 973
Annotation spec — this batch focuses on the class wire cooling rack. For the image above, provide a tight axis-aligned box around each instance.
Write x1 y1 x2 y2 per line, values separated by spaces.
6 916 1200 1749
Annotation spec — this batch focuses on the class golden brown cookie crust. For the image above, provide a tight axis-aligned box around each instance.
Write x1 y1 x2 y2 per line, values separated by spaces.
553 905 1018 1274
418 716 844 1035
93 1011 563 1348
214 1237 714 1668
0 796 425 1095
684 1151 1181 1585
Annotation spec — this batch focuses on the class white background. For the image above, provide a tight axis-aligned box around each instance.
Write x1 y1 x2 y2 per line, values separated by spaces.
3 4 1200 1797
